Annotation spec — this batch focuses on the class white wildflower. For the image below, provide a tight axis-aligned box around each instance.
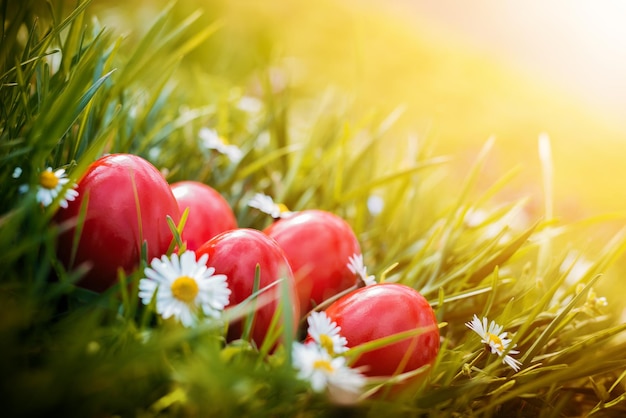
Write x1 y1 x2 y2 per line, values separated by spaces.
248 193 291 219
466 314 522 372
31 167 79 208
199 127 243 163
139 251 231 327
347 253 376 286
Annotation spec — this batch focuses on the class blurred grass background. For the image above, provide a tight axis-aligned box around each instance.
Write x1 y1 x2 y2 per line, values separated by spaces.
83 0 626 221
6 0 625 302
84 0 626 300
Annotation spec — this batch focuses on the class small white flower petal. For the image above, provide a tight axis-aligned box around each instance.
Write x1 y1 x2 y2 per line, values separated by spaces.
223 144 243 163
329 361 366 395
502 354 522 372
169 252 182 275
179 250 197 276
151 256 180 282
138 279 158 304
198 274 231 317
145 261 172 283
366 195 384 216
346 254 362 276
159 300 178 320
65 188 79 199
248 193 281 218
199 128 221 149
197 253 209 268
178 306 197 328
347 253 376 286
36 188 54 207
199 128 242 162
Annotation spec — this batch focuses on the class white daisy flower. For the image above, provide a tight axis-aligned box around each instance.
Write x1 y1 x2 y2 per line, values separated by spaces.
32 167 79 208
248 192 291 219
465 314 522 372
347 253 376 286
307 311 348 355
199 127 243 163
292 342 365 395
139 251 231 328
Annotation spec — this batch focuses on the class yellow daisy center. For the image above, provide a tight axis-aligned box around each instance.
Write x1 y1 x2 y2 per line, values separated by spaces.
171 276 199 303
40 171 59 189
277 203 289 213
319 334 335 355
487 332 504 352
313 359 334 373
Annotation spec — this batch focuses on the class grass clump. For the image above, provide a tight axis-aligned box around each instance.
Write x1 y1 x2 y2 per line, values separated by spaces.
2 1 626 417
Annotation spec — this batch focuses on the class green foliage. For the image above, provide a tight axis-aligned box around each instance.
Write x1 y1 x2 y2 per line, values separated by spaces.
1 1 625 417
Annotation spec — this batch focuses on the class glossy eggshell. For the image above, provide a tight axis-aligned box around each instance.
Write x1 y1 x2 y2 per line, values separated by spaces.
55 153 180 292
170 181 237 251
195 228 300 347
264 210 361 314
323 283 440 378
